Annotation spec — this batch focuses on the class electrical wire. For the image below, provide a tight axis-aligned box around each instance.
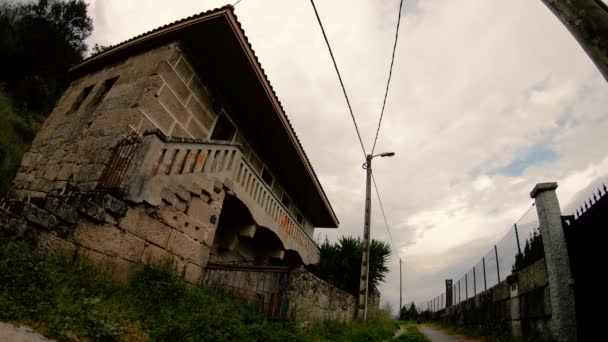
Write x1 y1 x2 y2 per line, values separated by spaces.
371 0 404 155
309 0 367 158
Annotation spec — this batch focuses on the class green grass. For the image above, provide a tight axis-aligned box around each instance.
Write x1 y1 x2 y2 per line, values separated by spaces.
0 89 45 196
394 321 430 342
0 237 399 341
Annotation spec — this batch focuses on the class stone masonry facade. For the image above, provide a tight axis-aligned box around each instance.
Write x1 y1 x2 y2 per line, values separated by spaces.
10 42 218 200
1 176 224 283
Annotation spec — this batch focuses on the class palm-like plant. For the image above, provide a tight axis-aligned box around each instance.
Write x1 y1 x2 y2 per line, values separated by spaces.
316 236 392 297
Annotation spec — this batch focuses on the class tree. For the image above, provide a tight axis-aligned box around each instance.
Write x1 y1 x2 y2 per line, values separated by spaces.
512 230 544 272
315 236 391 297
400 302 418 320
0 0 93 113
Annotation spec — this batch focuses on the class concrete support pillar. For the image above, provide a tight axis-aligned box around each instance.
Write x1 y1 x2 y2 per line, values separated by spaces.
531 182 577 342
445 279 453 308
541 0 608 82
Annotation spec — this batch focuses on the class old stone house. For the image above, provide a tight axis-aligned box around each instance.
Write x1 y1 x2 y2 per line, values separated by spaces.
8 5 339 279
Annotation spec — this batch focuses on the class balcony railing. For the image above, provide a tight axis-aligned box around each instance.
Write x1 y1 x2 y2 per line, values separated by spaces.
126 130 319 264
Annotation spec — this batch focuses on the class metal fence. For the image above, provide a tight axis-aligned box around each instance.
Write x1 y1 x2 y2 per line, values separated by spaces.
425 204 542 312
96 133 142 190
202 263 290 320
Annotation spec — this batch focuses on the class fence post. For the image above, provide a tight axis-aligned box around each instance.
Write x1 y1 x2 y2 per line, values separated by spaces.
495 245 501 283
458 280 461 303
531 182 577 342
473 266 477 296
446 279 453 307
482 257 487 290
514 223 522 256
465 273 468 299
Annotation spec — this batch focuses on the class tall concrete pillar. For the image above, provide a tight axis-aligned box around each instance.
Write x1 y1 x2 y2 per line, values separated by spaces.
530 182 577 342
445 279 453 308
541 0 608 82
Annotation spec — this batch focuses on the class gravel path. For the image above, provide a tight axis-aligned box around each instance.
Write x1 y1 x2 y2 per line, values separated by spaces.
419 325 465 342
0 322 54 342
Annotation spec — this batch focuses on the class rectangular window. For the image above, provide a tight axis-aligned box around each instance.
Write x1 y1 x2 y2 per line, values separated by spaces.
85 76 118 114
68 84 94 114
210 113 236 141
261 167 273 186
296 213 304 225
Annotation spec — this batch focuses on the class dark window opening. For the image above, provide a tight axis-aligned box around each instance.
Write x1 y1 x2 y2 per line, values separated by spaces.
281 193 290 208
261 167 273 186
85 76 118 114
0 149 5 165
296 213 304 225
210 114 236 141
68 84 94 114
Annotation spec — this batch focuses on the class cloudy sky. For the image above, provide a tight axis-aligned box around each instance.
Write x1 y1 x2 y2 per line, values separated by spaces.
85 0 608 312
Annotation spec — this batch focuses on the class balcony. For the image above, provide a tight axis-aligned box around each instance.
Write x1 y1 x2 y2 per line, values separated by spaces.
123 130 320 265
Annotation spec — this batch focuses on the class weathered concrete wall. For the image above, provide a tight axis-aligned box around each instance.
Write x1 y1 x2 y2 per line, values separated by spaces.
437 259 551 340
1 176 224 283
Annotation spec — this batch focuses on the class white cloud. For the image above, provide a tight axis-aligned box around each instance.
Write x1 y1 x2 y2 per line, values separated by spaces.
85 0 608 313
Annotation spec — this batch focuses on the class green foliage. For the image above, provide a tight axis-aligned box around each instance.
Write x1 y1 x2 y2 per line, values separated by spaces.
0 90 44 196
0 236 400 341
393 325 430 342
400 302 419 321
512 230 544 272
305 308 398 342
316 236 391 296
0 0 92 113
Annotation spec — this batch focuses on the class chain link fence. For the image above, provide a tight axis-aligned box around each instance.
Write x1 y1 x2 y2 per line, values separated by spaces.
425 204 542 312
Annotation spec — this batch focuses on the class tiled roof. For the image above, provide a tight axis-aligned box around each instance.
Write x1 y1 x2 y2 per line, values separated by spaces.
71 5 339 226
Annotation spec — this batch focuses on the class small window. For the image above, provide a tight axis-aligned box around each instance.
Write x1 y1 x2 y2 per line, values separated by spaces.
296 212 304 225
210 113 236 141
85 76 118 113
68 84 94 114
261 167 273 186
281 193 290 208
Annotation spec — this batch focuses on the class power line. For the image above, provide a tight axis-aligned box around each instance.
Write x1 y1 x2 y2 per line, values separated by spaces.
233 0 243 7
372 171 400 259
308 0 367 158
371 0 404 155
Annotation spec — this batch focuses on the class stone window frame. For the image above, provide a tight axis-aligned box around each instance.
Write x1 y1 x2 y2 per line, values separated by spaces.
67 84 95 115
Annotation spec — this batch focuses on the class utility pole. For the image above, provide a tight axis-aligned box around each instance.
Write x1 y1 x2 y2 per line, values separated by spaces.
357 152 394 322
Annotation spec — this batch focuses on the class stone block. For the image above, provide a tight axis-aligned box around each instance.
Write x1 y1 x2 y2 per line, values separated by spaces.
158 60 191 103
186 118 209 139
138 93 174 134
22 202 58 230
189 76 215 115
170 122 192 138
138 114 157 133
161 187 177 205
154 205 213 245
93 192 127 217
168 230 208 266
174 57 193 84
174 199 187 212
158 85 189 126
73 222 145 262
186 197 215 224
118 208 171 247
173 185 191 203
75 199 106 223
186 96 214 130
44 197 79 225
184 263 202 284
37 230 77 258
141 243 184 272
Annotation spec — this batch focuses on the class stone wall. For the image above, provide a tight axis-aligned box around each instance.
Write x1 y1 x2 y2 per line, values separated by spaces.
284 269 357 325
436 259 551 340
1 176 224 283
